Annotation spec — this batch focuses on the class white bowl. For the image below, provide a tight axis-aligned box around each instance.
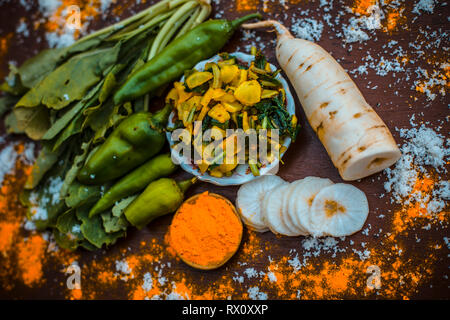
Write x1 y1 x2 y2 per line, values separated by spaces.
166 52 296 186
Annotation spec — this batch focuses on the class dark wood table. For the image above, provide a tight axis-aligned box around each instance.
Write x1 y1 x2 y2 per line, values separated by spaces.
0 0 448 299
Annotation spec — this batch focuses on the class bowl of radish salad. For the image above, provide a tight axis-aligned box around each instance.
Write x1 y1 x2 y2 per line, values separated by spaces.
166 50 299 186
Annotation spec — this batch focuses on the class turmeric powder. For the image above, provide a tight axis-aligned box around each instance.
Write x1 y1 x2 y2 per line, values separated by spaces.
168 192 243 269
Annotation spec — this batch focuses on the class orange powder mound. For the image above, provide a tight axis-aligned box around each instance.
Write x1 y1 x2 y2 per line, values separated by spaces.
236 0 259 12
0 32 13 77
352 0 377 15
240 230 265 260
0 221 20 254
69 288 83 300
0 32 12 52
16 234 47 286
385 9 401 31
391 176 449 235
168 192 243 267
97 270 115 284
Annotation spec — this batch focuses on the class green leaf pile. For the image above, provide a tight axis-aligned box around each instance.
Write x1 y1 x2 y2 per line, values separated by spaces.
1 0 211 251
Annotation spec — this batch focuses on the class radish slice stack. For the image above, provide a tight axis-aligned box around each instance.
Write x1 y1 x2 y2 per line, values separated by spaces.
236 175 369 237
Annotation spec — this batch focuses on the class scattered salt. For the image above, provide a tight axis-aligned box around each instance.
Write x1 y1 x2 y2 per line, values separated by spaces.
0 143 18 186
141 272 153 292
412 0 437 14
384 125 449 215
115 259 132 274
291 17 324 42
247 286 268 300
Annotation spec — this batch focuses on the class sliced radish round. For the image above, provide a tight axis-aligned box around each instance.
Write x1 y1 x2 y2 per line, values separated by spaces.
310 183 369 237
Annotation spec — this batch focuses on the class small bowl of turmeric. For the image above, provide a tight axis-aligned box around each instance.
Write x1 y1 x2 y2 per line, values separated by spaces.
168 191 243 270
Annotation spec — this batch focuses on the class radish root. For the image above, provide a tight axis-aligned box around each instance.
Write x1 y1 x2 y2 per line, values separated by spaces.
243 20 293 38
243 19 401 181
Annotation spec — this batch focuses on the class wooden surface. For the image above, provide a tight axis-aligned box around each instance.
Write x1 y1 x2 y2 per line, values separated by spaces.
0 0 448 299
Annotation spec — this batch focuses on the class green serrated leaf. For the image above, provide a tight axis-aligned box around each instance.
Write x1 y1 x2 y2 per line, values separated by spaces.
4 111 23 134
54 209 84 251
25 140 65 189
101 211 129 233
77 204 125 249
42 79 103 141
0 95 19 118
99 72 117 103
13 106 51 140
60 141 92 198
65 181 102 209
52 110 84 151
111 195 138 217
16 46 120 110
82 98 115 133
79 240 98 251
16 47 67 89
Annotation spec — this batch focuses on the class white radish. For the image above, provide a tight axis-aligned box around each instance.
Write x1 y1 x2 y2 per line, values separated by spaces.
309 183 369 237
262 184 299 236
283 180 310 236
236 175 286 232
243 21 401 181
289 177 334 236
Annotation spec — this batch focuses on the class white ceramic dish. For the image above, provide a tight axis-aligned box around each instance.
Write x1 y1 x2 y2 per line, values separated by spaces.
166 52 296 186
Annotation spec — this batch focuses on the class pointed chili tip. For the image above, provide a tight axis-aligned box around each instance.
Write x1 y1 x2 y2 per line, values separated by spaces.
231 13 262 30
177 177 198 194
152 104 172 126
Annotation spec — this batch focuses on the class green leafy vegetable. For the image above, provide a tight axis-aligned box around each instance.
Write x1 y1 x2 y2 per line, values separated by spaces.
4 111 23 134
77 204 125 249
254 92 300 140
112 195 138 217
25 140 65 189
1 0 213 251
42 79 104 141
13 106 51 140
0 95 19 118
54 210 85 251
60 141 92 198
16 46 120 110
64 181 103 209
101 211 129 233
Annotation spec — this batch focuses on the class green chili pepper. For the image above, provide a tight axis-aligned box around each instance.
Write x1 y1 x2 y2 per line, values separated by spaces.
113 13 262 104
124 177 197 229
77 104 171 185
88 153 177 217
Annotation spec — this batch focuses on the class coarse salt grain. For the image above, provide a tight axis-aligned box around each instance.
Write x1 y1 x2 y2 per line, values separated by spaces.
115 259 132 274
0 143 18 186
290 17 324 42
247 286 268 300
384 125 449 213
141 272 153 292
412 0 437 14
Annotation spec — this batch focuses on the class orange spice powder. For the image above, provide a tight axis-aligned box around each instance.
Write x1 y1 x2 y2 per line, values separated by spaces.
351 0 377 15
0 32 13 77
168 192 243 267
391 175 448 235
236 0 259 12
0 221 20 254
16 234 47 286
